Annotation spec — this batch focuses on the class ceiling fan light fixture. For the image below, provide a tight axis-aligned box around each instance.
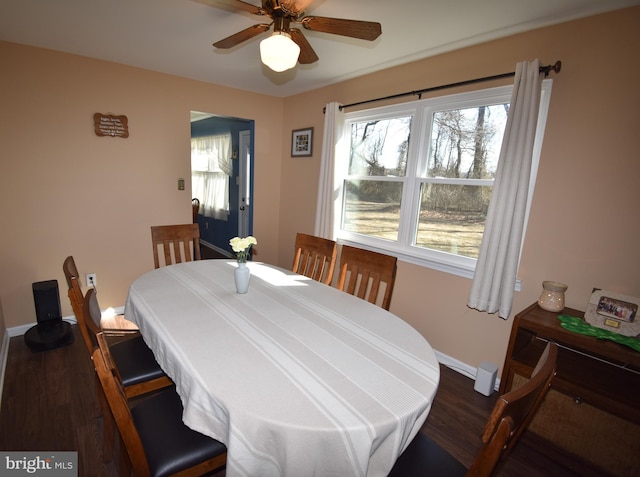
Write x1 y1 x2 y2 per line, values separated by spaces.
260 32 300 72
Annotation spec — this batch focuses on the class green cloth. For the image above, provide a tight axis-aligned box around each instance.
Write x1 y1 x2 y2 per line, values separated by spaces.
557 315 640 353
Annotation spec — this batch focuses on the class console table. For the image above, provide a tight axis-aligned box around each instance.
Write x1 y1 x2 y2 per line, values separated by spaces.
500 302 640 474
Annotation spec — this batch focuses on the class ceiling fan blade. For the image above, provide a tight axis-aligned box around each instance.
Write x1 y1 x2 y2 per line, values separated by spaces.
233 0 266 15
300 16 381 41
213 24 271 49
192 0 265 16
280 0 315 16
290 28 319 64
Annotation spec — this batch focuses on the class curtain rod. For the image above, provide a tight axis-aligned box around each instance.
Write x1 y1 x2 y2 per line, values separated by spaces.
333 60 561 112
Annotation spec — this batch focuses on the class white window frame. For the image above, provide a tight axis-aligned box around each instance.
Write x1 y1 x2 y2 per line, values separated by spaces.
334 81 553 281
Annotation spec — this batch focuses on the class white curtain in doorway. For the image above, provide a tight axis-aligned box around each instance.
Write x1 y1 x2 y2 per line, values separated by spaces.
467 59 543 319
314 102 344 239
191 134 232 220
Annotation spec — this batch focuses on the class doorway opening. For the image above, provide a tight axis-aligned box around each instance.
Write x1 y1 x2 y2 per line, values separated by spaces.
191 111 254 257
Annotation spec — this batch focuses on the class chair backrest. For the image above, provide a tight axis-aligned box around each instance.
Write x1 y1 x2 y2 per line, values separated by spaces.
62 255 80 289
63 255 84 315
72 286 102 355
83 288 103 336
291 233 337 285
92 336 153 477
336 245 397 310
192 198 200 223
151 223 201 268
67 275 84 319
64 256 102 354
466 342 558 477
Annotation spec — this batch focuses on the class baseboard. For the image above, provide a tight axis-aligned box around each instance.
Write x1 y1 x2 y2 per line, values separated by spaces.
8 318 78 338
6 305 125 339
434 349 501 392
200 239 233 258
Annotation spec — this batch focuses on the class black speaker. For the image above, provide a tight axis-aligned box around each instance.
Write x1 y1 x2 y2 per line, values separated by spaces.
32 280 62 323
25 279 73 352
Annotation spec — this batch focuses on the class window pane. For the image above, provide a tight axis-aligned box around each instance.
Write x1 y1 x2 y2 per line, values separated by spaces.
415 183 491 258
428 104 507 179
349 117 411 176
342 180 403 241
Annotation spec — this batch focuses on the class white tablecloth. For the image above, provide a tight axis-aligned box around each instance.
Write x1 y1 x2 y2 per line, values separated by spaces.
125 260 439 477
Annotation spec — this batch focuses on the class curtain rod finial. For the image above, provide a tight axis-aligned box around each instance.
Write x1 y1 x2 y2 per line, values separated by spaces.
541 60 562 77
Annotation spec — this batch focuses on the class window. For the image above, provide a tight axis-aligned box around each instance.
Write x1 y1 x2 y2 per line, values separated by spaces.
191 134 232 220
335 82 551 278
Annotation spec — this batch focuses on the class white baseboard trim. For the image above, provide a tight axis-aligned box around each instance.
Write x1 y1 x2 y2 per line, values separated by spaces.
8 317 78 338
6 306 126 339
200 239 233 258
434 349 501 392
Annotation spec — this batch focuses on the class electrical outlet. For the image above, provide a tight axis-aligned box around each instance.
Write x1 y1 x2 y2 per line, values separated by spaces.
86 273 97 288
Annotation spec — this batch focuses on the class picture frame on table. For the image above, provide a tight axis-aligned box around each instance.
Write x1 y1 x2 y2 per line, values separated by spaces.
291 127 313 157
585 288 640 335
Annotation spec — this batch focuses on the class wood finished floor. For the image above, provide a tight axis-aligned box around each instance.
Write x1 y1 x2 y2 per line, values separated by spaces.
1 325 604 476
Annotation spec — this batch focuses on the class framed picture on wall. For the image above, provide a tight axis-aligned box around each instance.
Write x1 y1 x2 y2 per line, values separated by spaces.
291 127 313 157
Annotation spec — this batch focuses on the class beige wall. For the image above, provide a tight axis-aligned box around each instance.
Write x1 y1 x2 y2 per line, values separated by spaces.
0 42 283 328
1 6 639 372
277 7 640 369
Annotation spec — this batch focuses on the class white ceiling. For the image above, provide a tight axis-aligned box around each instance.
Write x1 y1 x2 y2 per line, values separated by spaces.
1 0 638 97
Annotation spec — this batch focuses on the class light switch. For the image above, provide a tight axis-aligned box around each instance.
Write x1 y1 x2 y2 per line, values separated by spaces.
178 178 185 190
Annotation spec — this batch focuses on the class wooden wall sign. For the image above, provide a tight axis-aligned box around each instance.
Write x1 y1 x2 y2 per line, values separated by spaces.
94 113 129 138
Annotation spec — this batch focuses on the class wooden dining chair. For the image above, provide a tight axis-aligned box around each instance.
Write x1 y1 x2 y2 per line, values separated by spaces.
62 259 116 461
336 245 397 310
151 223 201 268
388 342 558 477
192 198 200 223
92 334 227 477
291 233 337 285
64 257 120 461
83 288 173 399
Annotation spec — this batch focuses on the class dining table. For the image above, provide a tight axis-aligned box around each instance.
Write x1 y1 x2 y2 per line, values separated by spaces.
125 260 440 477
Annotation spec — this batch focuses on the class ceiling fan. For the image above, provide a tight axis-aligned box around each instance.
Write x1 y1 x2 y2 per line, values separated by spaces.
208 0 382 72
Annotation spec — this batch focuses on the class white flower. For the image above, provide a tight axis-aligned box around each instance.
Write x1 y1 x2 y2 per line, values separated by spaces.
229 236 257 262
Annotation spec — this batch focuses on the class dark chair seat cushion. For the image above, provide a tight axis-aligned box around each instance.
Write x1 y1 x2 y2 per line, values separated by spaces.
132 389 226 477
110 336 166 387
388 431 467 476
